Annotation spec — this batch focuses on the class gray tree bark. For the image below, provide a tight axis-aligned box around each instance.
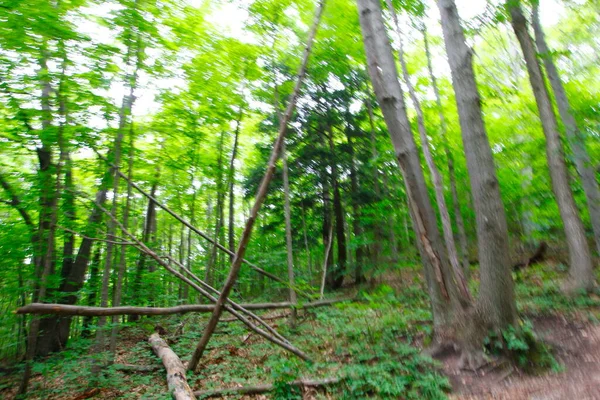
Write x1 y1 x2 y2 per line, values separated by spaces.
509 1 594 291
422 24 470 276
357 0 468 334
435 0 517 350
531 2 600 256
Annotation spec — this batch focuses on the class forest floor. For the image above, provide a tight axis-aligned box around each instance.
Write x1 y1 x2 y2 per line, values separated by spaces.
2 261 600 399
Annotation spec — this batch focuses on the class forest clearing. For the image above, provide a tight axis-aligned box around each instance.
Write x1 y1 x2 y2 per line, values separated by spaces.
0 0 599 398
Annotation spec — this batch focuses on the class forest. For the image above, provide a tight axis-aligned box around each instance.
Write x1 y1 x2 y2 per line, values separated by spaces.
0 0 599 398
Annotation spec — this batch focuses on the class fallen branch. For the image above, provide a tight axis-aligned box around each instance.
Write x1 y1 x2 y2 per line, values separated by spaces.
16 298 352 317
149 333 197 400
194 377 340 398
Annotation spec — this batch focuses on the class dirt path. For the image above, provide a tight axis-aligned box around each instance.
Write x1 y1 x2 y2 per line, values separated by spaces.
445 315 600 400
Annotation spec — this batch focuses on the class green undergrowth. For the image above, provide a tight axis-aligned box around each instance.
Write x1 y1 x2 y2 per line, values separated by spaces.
5 262 600 398
514 262 600 320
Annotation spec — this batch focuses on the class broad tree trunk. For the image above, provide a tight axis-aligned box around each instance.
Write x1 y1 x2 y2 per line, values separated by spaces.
357 0 468 334
509 1 594 290
149 333 197 400
436 0 516 336
531 2 600 256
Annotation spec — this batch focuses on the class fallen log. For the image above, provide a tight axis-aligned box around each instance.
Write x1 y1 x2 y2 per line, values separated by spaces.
193 377 340 398
149 333 197 400
16 298 353 317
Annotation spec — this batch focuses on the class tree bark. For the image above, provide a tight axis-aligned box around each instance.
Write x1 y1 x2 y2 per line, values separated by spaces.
193 378 340 398
149 333 197 400
435 0 517 353
328 126 347 289
346 126 365 284
357 0 468 335
531 2 600 256
186 0 325 371
422 24 470 276
282 140 298 326
228 109 244 257
386 1 469 298
509 1 594 290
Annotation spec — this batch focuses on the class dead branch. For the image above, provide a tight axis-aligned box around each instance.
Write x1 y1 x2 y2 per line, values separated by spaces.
93 149 312 298
193 377 340 398
16 298 352 317
81 191 310 361
187 0 326 372
149 333 196 400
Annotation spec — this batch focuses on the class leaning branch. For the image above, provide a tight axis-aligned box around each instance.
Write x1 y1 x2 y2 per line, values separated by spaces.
186 0 326 372
93 149 311 297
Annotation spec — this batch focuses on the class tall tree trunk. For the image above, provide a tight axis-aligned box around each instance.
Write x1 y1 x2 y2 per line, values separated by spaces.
346 128 365 284
228 109 244 258
82 246 101 338
365 98 383 270
509 1 594 291
282 140 297 326
320 134 334 289
422 25 470 275
207 131 227 287
109 126 135 354
328 127 347 289
435 0 516 344
386 0 469 297
531 2 600 256
19 52 59 393
357 0 468 337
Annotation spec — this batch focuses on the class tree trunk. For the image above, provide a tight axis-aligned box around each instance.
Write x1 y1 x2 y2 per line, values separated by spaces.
422 25 470 275
109 126 135 354
81 246 101 338
346 129 365 284
509 1 594 291
282 140 297 326
328 127 347 289
207 131 227 287
386 0 469 297
365 98 384 269
357 0 468 335
531 2 600 256
186 0 324 371
435 0 516 340
149 333 197 400
228 109 244 257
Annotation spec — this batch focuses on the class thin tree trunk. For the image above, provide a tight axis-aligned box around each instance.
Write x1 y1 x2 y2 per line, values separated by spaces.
282 140 297 326
207 131 227 286
509 1 594 291
82 247 101 338
328 127 347 289
422 25 470 275
531 2 600 256
386 1 469 298
346 128 365 284
365 98 383 268
109 126 135 355
320 225 334 299
186 0 325 371
228 109 244 258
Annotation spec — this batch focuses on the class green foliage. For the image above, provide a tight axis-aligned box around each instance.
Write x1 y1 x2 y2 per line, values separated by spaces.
484 321 560 374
